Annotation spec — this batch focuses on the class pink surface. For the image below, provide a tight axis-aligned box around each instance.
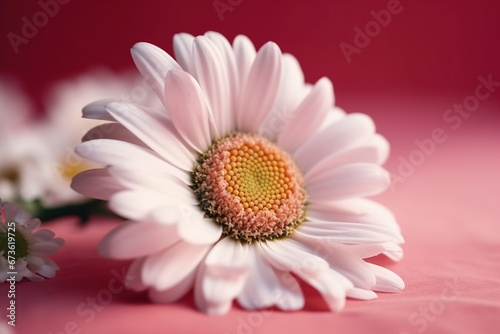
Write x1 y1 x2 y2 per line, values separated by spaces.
2 95 499 334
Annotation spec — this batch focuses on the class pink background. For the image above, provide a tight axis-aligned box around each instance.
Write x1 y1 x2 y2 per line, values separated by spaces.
1 0 500 333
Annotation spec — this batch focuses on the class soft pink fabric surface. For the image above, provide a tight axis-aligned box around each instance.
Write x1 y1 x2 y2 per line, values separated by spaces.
1 96 499 334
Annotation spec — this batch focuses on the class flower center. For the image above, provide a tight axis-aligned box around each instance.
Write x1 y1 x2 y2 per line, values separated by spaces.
0 224 30 260
192 133 307 243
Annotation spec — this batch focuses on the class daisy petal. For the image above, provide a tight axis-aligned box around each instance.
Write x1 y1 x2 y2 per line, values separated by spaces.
82 99 117 121
295 221 403 244
277 77 333 152
205 31 239 130
259 53 305 141
164 70 215 152
142 240 210 291
307 163 391 201
173 33 196 75
308 198 400 231
99 220 180 259
347 287 378 300
233 34 256 88
294 113 375 172
238 246 304 311
176 206 223 245
82 123 146 148
125 258 148 291
237 42 282 132
76 139 191 183
367 263 405 292
202 238 250 307
149 270 196 304
193 36 231 135
130 42 181 102
105 101 196 170
108 189 186 220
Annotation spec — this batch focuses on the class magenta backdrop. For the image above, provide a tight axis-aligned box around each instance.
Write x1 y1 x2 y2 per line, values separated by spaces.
1 1 500 334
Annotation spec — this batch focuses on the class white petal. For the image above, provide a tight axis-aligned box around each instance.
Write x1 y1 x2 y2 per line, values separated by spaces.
307 198 400 232
294 113 375 173
202 238 250 306
176 205 222 245
142 240 210 291
99 220 180 259
108 189 192 221
259 53 305 141
277 77 333 152
192 36 231 136
76 139 190 183
173 33 196 75
149 269 196 303
164 70 215 152
130 42 181 103
237 42 282 132
318 106 346 131
371 134 390 165
107 165 194 198
262 239 347 311
82 99 118 121
347 287 378 300
30 241 60 254
382 243 404 261
307 163 391 202
295 221 403 244
367 263 405 292
105 101 196 171
125 258 148 291
205 31 239 132
233 34 256 89
82 123 146 148
290 236 376 289
237 246 304 311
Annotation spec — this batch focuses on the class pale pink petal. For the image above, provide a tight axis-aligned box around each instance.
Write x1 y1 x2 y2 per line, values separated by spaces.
277 77 333 152
237 42 282 132
164 70 215 152
307 163 391 201
294 113 375 172
108 189 190 220
233 34 256 89
294 221 403 244
105 101 196 170
82 99 117 121
259 53 305 141
142 241 210 291
149 270 196 303
99 220 180 259
367 263 405 292
202 238 249 310
130 42 182 103
173 33 196 75
347 287 378 300
71 168 125 200
176 205 222 245
125 258 148 291
75 139 191 183
237 246 304 310
82 123 146 148
205 31 239 132
262 239 347 311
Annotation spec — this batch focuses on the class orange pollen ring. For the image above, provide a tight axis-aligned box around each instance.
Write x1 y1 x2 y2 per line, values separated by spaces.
192 133 307 243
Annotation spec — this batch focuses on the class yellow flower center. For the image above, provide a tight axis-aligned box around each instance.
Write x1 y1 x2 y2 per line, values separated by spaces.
193 133 306 243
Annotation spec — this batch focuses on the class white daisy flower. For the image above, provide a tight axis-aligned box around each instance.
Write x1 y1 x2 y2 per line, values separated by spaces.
40 69 160 206
72 31 404 314
0 77 47 202
0 199 64 282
